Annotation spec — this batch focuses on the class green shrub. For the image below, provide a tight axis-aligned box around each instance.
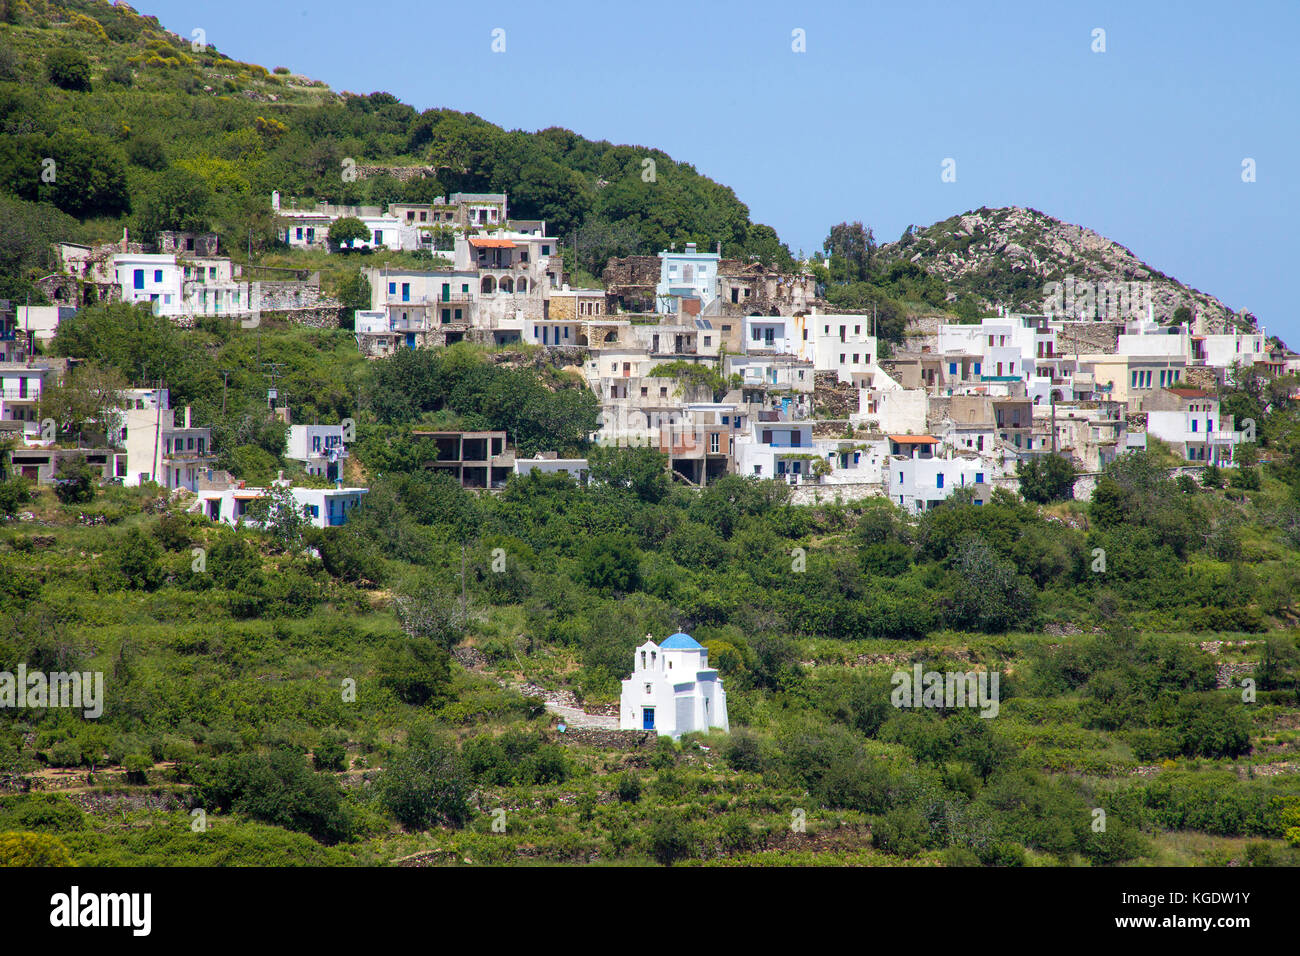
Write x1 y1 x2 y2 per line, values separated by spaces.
378 734 471 831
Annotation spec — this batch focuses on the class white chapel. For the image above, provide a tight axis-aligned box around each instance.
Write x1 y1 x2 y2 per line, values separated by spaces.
620 632 729 739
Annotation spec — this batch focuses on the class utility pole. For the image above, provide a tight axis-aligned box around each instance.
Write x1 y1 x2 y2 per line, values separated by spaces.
460 542 468 624
220 370 231 418
262 362 287 413
1050 390 1057 454
151 379 163 486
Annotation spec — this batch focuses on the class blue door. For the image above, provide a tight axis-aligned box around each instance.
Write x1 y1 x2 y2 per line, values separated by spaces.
643 707 655 730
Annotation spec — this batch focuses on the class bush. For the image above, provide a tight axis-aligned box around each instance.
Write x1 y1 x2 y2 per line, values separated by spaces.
1168 696 1253 759
379 746 470 832
123 753 152 784
614 772 642 804
46 48 91 91
380 640 452 707
115 526 163 590
724 729 765 774
53 457 96 505
648 817 696 866
194 749 352 844
103 60 133 87
873 808 929 858
0 478 31 518
312 735 348 772
0 832 73 866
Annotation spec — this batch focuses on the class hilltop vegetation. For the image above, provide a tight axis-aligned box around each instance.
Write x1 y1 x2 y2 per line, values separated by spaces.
0 0 792 306
874 207 1257 332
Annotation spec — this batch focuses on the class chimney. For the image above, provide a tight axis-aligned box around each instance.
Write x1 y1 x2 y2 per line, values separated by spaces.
184 406 191 428
716 241 721 256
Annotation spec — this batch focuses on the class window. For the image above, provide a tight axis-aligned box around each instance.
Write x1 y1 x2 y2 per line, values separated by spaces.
974 362 981 375
388 282 396 295
154 269 163 282
133 269 144 290
950 362 958 375
936 473 944 489
976 472 984 483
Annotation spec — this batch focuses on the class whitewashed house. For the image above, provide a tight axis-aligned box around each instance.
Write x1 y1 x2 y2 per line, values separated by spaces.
287 424 348 481
620 633 728 738
114 253 185 316
196 483 368 529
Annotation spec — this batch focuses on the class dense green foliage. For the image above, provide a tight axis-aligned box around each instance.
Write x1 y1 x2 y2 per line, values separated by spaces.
0 0 792 306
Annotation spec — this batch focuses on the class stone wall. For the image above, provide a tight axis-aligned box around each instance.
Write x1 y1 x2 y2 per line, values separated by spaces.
1057 321 1121 354
353 164 442 182
603 255 660 312
266 306 345 329
789 482 884 506
558 728 656 750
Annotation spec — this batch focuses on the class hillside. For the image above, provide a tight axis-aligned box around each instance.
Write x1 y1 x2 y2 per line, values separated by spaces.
0 0 792 304
877 206 1257 334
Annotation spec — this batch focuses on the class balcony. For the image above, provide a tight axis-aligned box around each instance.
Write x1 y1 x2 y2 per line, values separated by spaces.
0 388 40 402
163 450 215 461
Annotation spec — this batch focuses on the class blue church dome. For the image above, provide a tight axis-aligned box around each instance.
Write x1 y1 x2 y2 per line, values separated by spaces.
661 632 703 650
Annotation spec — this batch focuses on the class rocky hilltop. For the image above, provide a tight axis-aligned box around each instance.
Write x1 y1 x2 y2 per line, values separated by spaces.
878 206 1257 334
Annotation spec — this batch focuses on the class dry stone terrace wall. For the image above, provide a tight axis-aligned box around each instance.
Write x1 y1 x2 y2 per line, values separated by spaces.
557 728 656 749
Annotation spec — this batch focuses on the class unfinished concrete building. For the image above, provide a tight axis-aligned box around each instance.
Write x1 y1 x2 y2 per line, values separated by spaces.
412 430 514 489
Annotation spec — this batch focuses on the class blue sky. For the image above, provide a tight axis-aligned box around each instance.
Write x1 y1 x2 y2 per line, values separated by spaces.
144 0 1297 343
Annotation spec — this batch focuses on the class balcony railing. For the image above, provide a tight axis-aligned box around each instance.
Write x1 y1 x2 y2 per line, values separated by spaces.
0 388 39 401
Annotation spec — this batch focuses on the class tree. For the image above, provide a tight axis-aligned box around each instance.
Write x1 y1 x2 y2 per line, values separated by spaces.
39 362 127 445
577 535 641 594
378 733 471 830
52 456 97 505
0 131 129 219
135 167 211 238
0 477 31 518
46 48 90 91
335 270 372 312
328 216 370 251
1017 453 1076 504
381 639 453 706
946 534 1035 633
243 484 310 551
823 222 876 282
195 749 352 844
393 578 469 653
